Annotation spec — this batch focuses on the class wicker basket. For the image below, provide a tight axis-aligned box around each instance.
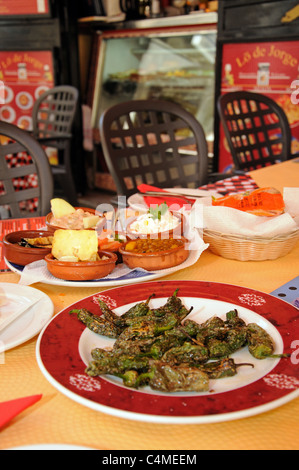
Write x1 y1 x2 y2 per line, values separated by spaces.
203 228 299 261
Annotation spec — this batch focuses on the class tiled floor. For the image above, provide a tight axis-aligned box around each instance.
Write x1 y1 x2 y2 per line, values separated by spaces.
77 188 116 209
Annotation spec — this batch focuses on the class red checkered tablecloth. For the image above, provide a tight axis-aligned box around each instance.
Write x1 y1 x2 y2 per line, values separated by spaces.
200 173 259 195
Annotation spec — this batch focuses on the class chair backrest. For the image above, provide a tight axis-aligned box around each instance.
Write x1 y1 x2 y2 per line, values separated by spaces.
32 85 79 139
99 99 209 197
217 91 291 171
0 121 53 218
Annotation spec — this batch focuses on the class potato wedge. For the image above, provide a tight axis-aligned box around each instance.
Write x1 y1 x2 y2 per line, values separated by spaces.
50 198 76 218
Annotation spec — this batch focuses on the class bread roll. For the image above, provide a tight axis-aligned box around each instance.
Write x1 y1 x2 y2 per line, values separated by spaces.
212 187 285 217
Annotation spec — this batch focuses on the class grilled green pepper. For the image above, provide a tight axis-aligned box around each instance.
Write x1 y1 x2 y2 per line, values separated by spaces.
71 308 121 338
120 294 154 321
129 362 210 392
151 289 191 321
86 348 150 376
225 309 247 328
246 323 289 360
162 340 209 365
198 358 253 379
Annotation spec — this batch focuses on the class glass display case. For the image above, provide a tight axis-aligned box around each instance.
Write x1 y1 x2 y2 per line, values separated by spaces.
88 13 217 147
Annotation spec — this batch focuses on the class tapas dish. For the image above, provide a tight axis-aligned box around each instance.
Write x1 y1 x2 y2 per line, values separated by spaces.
3 230 53 266
36 280 299 423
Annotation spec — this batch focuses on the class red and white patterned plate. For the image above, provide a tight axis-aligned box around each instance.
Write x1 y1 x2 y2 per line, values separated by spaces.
36 280 299 424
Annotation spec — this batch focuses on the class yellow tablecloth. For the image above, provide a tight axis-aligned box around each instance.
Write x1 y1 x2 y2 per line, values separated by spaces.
249 158 299 193
1 160 299 450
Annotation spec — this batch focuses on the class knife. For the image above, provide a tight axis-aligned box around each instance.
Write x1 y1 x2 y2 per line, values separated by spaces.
140 191 197 202
0 297 41 333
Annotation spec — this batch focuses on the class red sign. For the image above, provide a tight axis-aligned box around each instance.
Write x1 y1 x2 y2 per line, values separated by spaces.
0 0 49 15
0 50 57 163
0 51 54 130
219 41 299 171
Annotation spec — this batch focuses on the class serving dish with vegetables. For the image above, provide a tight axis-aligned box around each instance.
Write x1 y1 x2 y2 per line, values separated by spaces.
36 280 299 424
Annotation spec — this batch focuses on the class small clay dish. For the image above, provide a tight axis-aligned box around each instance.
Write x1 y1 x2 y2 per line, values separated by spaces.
3 230 53 266
126 211 185 240
119 237 189 271
45 207 105 233
45 250 117 281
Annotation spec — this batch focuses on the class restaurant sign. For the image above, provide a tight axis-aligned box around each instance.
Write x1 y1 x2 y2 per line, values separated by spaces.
0 50 56 164
219 40 299 172
0 50 54 131
0 0 50 16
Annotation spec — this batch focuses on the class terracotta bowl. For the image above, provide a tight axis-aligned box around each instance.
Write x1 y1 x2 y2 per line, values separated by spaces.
45 250 117 281
45 207 104 232
126 211 185 240
119 237 189 271
3 230 53 266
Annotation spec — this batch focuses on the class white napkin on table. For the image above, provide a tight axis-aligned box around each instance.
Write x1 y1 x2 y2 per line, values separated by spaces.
284 187 299 226
190 187 299 238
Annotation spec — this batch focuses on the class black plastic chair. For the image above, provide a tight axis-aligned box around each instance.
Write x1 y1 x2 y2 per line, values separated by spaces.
99 99 209 198
217 91 291 172
32 85 79 205
0 121 53 219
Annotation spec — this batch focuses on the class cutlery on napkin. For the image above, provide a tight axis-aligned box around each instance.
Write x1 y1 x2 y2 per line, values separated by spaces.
0 395 42 428
0 297 41 333
137 184 196 208
137 184 220 208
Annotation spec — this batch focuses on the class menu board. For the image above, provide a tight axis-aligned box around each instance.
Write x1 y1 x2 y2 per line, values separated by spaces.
0 0 50 16
219 40 299 172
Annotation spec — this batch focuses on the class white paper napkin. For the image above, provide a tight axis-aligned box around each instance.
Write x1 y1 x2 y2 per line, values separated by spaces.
283 187 299 225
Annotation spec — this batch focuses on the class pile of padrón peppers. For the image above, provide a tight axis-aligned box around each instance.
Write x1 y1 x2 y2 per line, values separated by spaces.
70 289 289 393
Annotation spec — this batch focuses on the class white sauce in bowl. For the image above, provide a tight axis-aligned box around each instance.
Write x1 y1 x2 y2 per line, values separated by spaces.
129 211 180 235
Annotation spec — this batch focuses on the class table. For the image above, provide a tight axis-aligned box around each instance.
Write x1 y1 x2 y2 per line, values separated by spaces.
0 160 299 450
249 158 299 193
